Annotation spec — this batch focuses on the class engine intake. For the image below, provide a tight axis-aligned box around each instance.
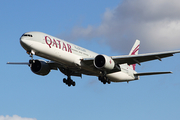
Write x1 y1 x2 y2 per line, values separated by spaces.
94 55 115 70
30 60 50 76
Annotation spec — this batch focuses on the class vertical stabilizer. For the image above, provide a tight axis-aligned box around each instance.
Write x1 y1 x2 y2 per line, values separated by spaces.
129 40 140 70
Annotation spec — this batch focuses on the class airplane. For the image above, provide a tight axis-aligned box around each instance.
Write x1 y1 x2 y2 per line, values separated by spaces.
7 31 180 87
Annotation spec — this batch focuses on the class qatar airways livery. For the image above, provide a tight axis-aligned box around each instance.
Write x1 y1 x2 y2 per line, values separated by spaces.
7 32 180 87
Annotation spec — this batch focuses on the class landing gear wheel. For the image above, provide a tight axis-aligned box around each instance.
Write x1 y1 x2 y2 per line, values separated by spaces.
63 78 67 83
72 81 76 86
63 77 76 87
98 76 111 85
67 82 71 87
107 80 111 84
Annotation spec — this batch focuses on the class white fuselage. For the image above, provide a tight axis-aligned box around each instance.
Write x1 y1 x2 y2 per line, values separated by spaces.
20 32 138 82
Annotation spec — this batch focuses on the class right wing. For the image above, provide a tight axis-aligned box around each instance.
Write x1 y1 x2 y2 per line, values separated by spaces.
111 50 180 65
82 50 180 68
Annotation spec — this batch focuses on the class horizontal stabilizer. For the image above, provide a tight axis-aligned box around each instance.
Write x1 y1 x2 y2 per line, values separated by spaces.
134 71 172 76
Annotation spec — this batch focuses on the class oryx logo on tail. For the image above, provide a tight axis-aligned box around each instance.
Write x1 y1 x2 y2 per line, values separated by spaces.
129 40 140 70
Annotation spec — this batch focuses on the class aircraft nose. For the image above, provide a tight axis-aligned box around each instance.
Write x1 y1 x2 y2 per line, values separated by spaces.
20 35 33 51
20 37 27 48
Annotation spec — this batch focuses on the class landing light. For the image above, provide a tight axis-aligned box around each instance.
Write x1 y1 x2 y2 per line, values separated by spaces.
26 51 31 55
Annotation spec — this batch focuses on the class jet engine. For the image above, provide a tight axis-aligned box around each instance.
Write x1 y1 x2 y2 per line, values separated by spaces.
30 60 51 76
94 55 115 70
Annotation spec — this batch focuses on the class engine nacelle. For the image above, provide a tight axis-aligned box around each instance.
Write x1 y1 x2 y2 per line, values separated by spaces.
30 60 50 76
94 54 115 70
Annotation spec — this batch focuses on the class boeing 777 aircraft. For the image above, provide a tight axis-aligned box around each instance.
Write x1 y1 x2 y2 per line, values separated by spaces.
7 31 180 87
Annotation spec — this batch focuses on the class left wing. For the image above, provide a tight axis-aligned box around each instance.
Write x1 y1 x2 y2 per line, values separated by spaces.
7 60 82 77
111 50 180 65
7 60 58 70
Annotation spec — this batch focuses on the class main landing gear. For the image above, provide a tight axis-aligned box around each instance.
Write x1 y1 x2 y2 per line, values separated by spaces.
63 76 76 87
59 68 76 87
98 76 111 84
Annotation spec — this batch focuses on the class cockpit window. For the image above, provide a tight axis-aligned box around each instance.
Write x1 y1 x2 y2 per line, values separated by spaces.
22 34 33 37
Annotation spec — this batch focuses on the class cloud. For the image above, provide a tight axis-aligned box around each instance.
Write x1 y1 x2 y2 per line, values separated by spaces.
0 115 37 120
66 0 180 53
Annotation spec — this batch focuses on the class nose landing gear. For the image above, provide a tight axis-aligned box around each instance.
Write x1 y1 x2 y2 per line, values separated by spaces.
26 50 36 67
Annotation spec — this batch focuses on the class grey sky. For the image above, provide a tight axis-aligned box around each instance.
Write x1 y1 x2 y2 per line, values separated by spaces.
66 0 180 53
